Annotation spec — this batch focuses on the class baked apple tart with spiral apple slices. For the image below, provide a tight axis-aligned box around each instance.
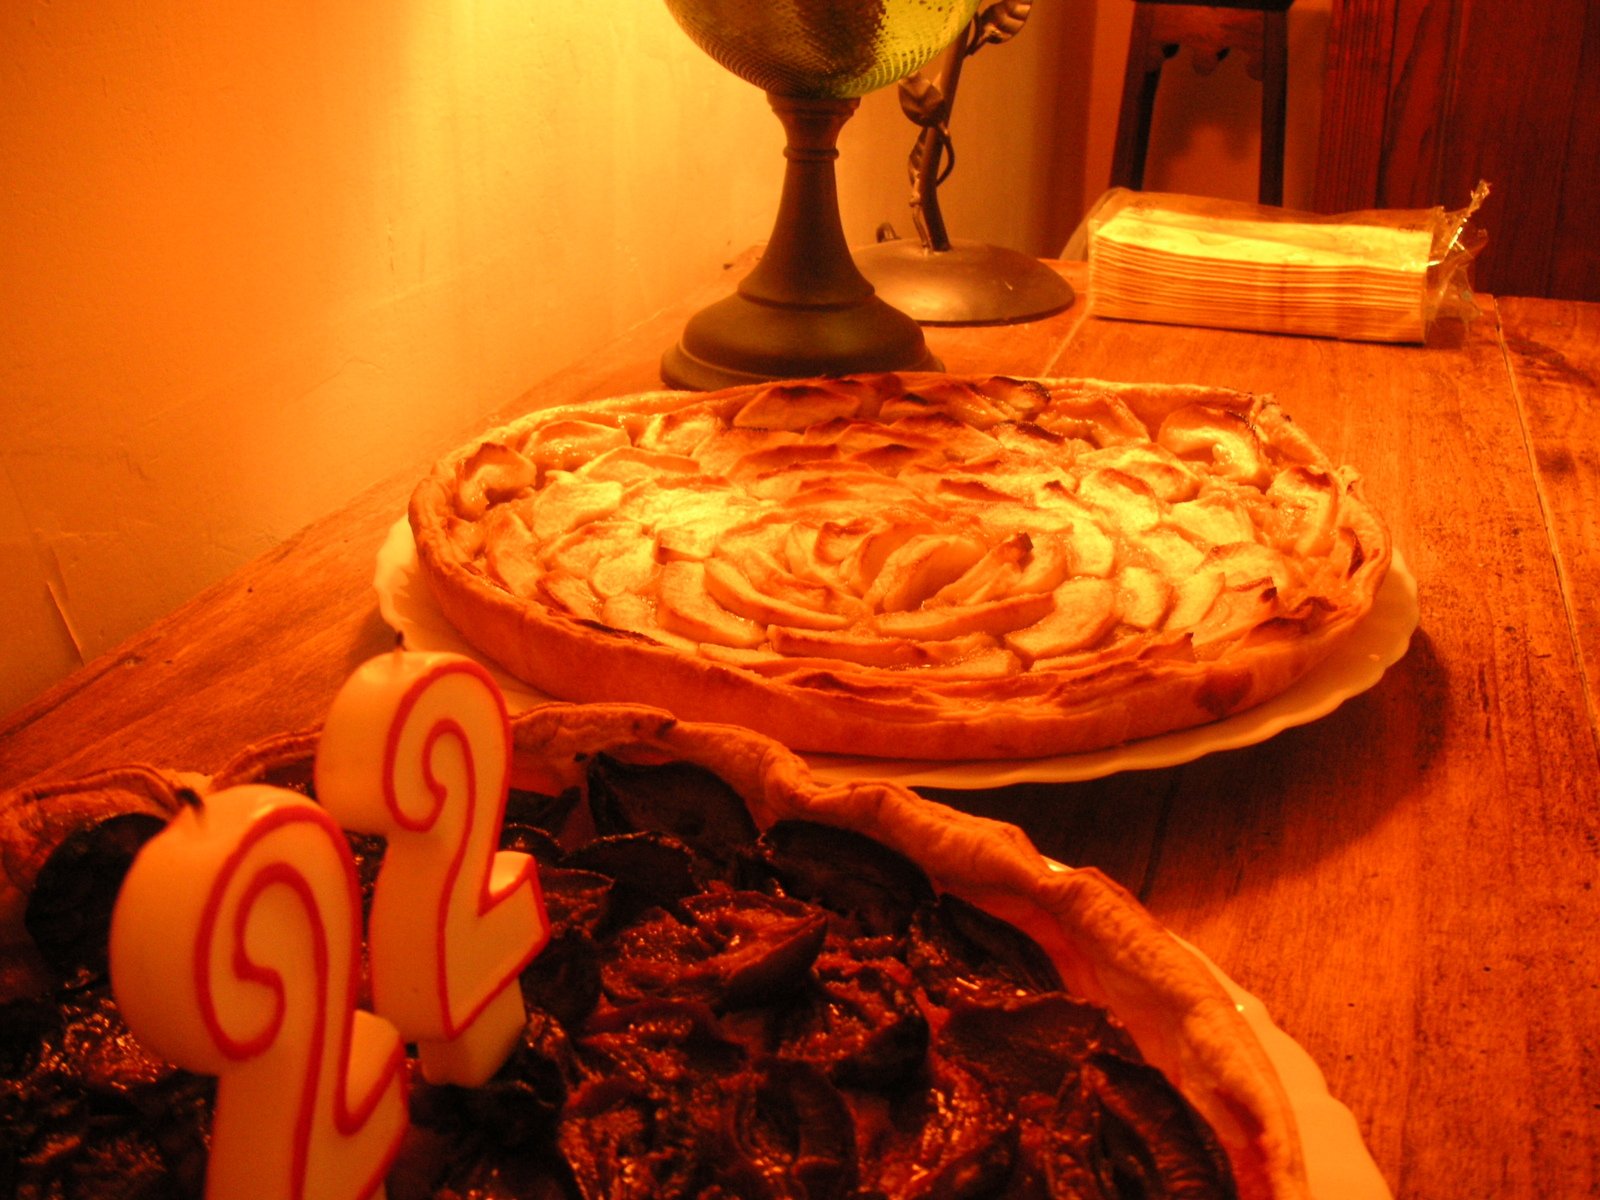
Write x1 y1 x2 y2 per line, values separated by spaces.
410 373 1391 760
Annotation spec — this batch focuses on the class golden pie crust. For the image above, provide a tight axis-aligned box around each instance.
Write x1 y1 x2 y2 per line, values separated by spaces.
1 703 1312 1198
410 373 1391 760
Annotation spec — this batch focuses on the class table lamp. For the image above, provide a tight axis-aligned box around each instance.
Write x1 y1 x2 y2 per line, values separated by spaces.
659 0 980 392
854 1 1075 324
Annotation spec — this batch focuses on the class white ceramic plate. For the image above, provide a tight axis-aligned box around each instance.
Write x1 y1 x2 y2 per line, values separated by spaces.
376 518 1418 791
1164 919 1393 1200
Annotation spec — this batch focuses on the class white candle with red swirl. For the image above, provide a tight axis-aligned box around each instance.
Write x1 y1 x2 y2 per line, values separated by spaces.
315 649 549 1087
109 785 410 1200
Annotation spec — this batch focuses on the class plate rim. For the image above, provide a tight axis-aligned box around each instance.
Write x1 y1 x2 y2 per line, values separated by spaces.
377 517 1418 790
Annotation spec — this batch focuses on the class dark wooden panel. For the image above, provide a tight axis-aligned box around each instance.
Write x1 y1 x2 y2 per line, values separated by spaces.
1548 0 1600 300
1375 0 1459 206
1433 3 1590 297
1316 0 1600 299
1314 0 1398 212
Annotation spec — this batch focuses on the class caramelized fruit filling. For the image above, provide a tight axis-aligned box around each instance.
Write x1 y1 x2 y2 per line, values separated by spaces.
2 756 1236 1200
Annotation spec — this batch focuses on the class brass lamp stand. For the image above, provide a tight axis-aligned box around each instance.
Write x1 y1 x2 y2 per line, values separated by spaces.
660 95 938 392
659 0 980 392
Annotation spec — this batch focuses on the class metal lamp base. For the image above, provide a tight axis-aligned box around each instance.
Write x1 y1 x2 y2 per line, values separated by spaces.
661 95 941 392
661 288 940 392
854 238 1075 326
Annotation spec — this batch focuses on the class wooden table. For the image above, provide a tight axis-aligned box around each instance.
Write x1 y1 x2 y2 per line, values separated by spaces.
3 262 1596 1199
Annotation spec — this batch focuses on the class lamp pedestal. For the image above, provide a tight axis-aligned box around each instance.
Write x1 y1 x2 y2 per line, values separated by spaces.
855 237 1075 325
850 4 1074 327
661 95 939 392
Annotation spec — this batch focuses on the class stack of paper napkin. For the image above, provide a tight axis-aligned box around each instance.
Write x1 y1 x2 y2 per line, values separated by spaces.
1085 191 1465 343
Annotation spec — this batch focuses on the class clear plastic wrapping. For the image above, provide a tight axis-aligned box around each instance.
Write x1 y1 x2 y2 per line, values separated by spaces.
1071 184 1489 343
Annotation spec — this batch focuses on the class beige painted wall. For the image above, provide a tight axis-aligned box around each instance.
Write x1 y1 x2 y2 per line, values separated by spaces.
0 1 1326 720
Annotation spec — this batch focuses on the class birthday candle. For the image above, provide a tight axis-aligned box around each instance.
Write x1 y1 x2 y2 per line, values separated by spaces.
109 785 409 1200
316 649 548 1087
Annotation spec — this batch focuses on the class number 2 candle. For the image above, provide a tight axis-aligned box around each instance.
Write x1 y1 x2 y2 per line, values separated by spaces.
315 650 548 1087
109 786 410 1200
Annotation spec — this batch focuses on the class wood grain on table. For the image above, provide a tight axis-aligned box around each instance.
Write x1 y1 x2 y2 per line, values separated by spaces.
2 261 1596 1200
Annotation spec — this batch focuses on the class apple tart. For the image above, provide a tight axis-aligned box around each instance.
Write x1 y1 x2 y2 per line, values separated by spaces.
410 373 1391 760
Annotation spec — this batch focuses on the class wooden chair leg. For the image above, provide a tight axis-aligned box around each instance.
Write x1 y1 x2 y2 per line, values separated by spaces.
1258 7 1289 205
1111 5 1161 191
1110 1 1293 206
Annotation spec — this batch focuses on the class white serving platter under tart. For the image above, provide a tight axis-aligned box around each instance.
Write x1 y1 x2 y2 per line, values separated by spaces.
1158 924 1393 1199
376 518 1418 790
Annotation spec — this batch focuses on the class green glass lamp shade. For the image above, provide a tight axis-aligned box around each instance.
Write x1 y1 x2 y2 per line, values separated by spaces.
663 0 979 99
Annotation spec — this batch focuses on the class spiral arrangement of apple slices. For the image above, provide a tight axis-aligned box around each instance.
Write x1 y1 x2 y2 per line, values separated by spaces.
416 373 1389 758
